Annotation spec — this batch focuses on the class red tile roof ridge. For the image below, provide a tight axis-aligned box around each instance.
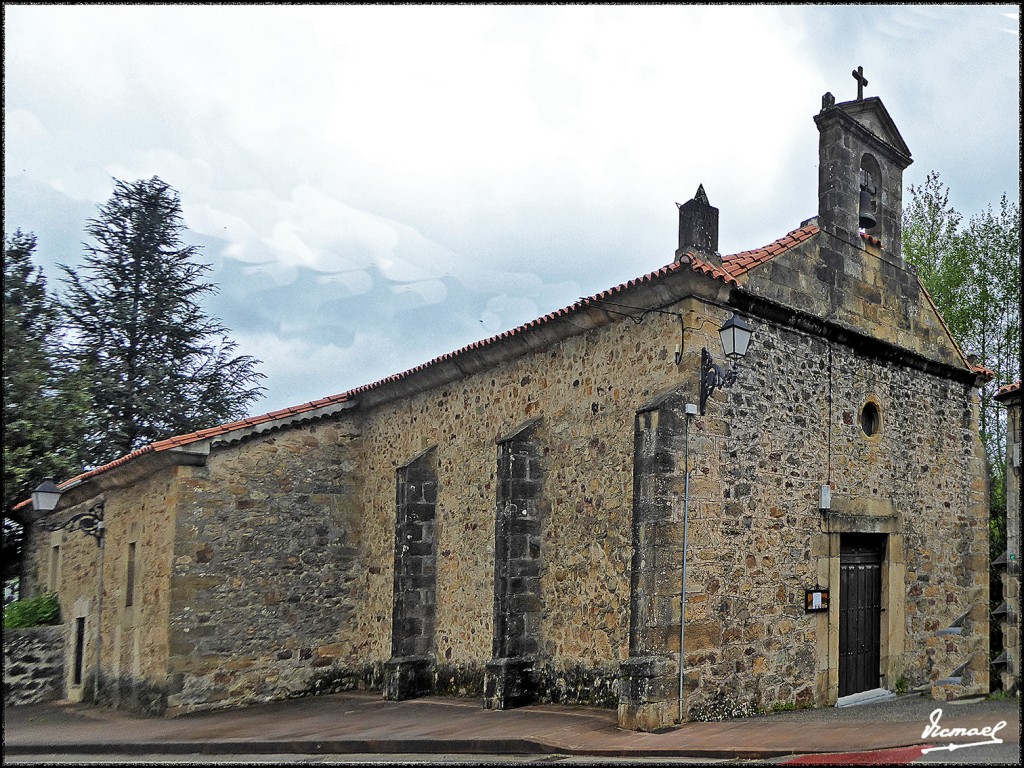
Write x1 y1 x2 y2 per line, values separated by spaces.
687 258 738 286
13 392 357 505
996 380 1021 399
26 226 814 502
344 259 705 399
971 364 996 381
12 445 159 508
722 223 819 277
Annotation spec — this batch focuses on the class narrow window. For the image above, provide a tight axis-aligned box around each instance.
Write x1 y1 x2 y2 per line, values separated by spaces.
861 401 881 437
49 545 60 591
125 542 137 607
73 617 86 686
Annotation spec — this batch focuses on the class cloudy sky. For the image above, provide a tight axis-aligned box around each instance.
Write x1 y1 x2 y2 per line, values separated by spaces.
4 5 1020 416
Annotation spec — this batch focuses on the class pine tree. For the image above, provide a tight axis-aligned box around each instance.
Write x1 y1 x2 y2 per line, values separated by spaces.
60 177 265 464
3 230 88 581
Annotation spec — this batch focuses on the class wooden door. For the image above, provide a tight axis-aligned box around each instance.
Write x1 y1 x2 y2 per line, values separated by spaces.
839 534 884 697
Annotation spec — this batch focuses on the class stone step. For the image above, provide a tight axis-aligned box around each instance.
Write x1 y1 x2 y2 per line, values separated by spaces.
834 687 896 708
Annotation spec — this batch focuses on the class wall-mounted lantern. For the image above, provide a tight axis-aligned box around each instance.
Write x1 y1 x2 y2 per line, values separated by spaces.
699 313 754 414
31 480 63 513
717 313 753 360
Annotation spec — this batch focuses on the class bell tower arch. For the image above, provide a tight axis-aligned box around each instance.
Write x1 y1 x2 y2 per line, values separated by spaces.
814 80 913 259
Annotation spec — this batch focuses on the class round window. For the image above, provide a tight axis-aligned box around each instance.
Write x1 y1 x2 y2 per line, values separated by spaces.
860 401 880 437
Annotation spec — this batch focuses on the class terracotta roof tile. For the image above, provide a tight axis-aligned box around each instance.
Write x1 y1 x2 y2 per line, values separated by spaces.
315 260 737 405
686 258 739 286
996 380 1022 401
970 364 996 381
860 232 882 247
11 391 356 510
15 222 842 506
722 223 819 277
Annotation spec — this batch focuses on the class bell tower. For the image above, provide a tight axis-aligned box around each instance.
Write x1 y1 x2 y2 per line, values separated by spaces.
813 69 913 258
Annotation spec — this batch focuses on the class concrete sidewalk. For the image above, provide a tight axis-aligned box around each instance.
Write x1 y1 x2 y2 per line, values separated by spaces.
3 690 1020 760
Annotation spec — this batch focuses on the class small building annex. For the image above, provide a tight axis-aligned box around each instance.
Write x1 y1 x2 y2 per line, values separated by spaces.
994 380 1021 694
20 82 992 731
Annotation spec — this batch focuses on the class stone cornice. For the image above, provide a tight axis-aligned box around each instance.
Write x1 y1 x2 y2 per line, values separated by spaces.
728 288 981 387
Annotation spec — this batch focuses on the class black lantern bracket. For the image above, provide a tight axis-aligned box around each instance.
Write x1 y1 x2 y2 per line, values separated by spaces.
699 347 741 415
48 502 105 546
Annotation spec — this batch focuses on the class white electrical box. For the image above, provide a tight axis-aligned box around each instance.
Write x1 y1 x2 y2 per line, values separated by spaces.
819 484 831 510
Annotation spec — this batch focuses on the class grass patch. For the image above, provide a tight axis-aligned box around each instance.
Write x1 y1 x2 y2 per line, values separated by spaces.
986 688 1013 701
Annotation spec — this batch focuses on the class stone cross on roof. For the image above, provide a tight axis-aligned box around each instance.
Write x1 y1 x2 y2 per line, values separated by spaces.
852 66 868 101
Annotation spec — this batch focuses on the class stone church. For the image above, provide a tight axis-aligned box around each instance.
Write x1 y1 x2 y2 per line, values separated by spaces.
21 80 992 730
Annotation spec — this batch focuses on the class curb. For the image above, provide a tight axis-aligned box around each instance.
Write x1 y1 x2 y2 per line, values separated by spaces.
5 740 552 757
3 738 928 760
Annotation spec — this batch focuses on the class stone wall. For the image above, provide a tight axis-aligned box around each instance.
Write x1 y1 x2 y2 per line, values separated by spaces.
680 319 987 713
3 625 64 705
103 472 179 713
138 303 706 716
620 298 987 725
354 304 707 710
166 416 367 714
25 469 179 713
337 272 987 725
739 236 964 373
998 394 1020 693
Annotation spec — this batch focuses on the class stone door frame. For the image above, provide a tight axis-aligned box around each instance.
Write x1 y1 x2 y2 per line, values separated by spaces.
822 507 905 705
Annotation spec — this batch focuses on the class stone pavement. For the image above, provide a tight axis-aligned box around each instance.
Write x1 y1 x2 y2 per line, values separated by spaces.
3 690 1020 761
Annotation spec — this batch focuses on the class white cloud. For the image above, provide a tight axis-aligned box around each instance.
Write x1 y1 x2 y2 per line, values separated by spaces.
390 279 448 307
235 328 413 413
4 4 1018 420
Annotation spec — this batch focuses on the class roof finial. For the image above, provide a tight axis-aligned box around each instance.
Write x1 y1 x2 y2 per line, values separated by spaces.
851 66 868 101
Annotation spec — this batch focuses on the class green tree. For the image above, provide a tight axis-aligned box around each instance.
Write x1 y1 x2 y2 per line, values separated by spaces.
60 177 265 464
903 174 1022 678
903 173 1021 481
902 171 971 339
2 230 89 581
960 195 1021 473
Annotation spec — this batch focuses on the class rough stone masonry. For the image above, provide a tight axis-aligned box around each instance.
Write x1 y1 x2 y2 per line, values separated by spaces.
22 84 990 730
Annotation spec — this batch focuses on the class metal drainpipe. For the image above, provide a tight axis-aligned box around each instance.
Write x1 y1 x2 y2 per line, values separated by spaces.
679 407 694 723
94 523 105 704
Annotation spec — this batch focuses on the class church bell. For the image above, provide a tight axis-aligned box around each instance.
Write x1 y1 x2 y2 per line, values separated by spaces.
858 184 877 230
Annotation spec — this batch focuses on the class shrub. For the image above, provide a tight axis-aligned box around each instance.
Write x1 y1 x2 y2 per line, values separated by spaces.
3 592 60 628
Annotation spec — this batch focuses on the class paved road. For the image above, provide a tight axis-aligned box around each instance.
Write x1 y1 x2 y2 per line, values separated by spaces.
5 755 732 765
5 690 1019 764
7 747 1021 766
